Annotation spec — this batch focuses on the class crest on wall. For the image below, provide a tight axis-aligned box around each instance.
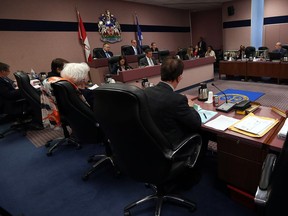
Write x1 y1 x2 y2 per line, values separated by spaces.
98 10 121 43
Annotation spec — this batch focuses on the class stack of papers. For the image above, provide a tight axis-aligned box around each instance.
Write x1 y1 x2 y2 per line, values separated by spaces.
229 113 279 137
278 118 288 139
234 116 275 135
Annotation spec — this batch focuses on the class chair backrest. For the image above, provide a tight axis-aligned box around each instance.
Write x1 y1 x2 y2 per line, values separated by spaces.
93 83 174 184
137 54 146 66
177 49 187 60
93 48 103 59
121 45 131 56
141 45 150 53
282 44 288 52
108 55 121 74
258 46 269 50
51 80 101 143
14 71 42 126
158 50 170 63
245 46 256 57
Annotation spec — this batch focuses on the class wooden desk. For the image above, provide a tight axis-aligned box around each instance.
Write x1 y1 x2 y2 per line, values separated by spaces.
112 57 215 91
219 61 247 79
193 100 284 194
219 60 286 83
246 61 280 79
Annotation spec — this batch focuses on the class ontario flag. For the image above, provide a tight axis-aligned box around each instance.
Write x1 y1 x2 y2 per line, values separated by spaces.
135 15 143 47
77 10 92 62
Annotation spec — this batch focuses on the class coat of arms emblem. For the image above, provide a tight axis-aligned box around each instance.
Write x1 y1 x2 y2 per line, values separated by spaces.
98 10 121 43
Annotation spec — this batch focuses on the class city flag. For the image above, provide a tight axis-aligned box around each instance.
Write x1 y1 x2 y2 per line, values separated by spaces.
77 10 92 62
135 15 143 47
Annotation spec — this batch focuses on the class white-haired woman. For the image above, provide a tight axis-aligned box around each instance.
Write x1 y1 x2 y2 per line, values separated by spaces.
60 62 94 108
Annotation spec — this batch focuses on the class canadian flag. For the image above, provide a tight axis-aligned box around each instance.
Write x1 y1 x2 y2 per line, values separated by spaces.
77 10 92 62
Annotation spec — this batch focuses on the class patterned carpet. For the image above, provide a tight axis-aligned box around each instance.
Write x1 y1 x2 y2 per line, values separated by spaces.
26 128 64 148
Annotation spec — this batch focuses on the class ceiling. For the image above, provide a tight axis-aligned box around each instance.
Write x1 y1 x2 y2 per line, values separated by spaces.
123 0 233 12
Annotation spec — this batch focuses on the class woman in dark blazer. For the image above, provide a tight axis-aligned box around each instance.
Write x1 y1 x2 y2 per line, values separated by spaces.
111 56 133 74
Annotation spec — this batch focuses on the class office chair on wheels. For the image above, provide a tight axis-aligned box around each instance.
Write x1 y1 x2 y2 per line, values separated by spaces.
93 83 202 216
50 80 116 175
0 98 31 138
254 132 288 216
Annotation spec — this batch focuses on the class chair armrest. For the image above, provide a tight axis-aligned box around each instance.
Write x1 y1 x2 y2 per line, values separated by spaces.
259 153 277 190
254 153 277 205
167 133 202 168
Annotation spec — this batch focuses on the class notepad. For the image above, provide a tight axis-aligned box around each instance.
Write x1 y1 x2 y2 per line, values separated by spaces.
204 115 239 131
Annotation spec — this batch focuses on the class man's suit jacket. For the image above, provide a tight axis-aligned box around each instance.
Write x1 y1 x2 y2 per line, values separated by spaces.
144 82 201 149
94 49 114 59
126 46 141 55
139 56 158 67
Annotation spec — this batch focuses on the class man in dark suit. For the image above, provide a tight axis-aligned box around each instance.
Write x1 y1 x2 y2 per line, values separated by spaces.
125 39 141 55
94 43 114 58
139 48 158 67
273 42 288 58
197 36 207 57
144 57 201 149
0 62 25 114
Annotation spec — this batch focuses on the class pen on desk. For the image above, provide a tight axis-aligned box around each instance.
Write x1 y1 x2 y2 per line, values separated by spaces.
203 113 207 119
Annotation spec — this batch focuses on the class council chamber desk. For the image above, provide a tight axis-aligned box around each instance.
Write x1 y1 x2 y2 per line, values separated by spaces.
192 99 285 196
110 57 215 91
219 60 288 83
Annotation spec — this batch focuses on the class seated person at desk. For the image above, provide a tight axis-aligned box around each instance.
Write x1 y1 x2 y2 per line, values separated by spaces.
237 45 246 59
184 47 193 60
139 48 158 67
94 43 113 58
47 58 69 78
272 42 287 58
144 56 201 149
41 62 95 128
150 42 159 52
111 56 133 74
61 63 95 108
205 45 216 59
126 39 141 55
0 62 24 114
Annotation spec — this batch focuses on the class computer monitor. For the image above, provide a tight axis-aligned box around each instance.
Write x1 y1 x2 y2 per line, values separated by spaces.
269 52 282 61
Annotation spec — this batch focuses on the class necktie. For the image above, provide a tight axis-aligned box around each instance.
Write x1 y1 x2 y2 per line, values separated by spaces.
106 52 110 58
149 58 154 66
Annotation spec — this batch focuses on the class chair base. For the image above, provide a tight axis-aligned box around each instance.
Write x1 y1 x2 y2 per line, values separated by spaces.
124 184 196 216
45 136 81 156
82 154 118 181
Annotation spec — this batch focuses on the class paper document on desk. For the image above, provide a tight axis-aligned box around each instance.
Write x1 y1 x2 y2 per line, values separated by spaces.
197 109 218 123
204 115 239 131
234 115 276 135
278 118 288 139
229 113 279 137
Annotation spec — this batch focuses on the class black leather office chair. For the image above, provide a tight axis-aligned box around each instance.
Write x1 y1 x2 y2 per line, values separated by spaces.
137 54 146 66
141 45 150 53
254 132 288 216
93 83 202 216
177 48 187 60
93 48 103 59
158 50 170 63
258 46 269 51
282 44 288 51
14 71 43 129
108 55 121 74
0 98 30 138
50 80 115 175
245 46 256 58
121 45 132 56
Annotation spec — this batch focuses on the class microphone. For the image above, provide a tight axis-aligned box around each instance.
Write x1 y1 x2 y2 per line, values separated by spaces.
211 83 235 112
212 83 228 103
